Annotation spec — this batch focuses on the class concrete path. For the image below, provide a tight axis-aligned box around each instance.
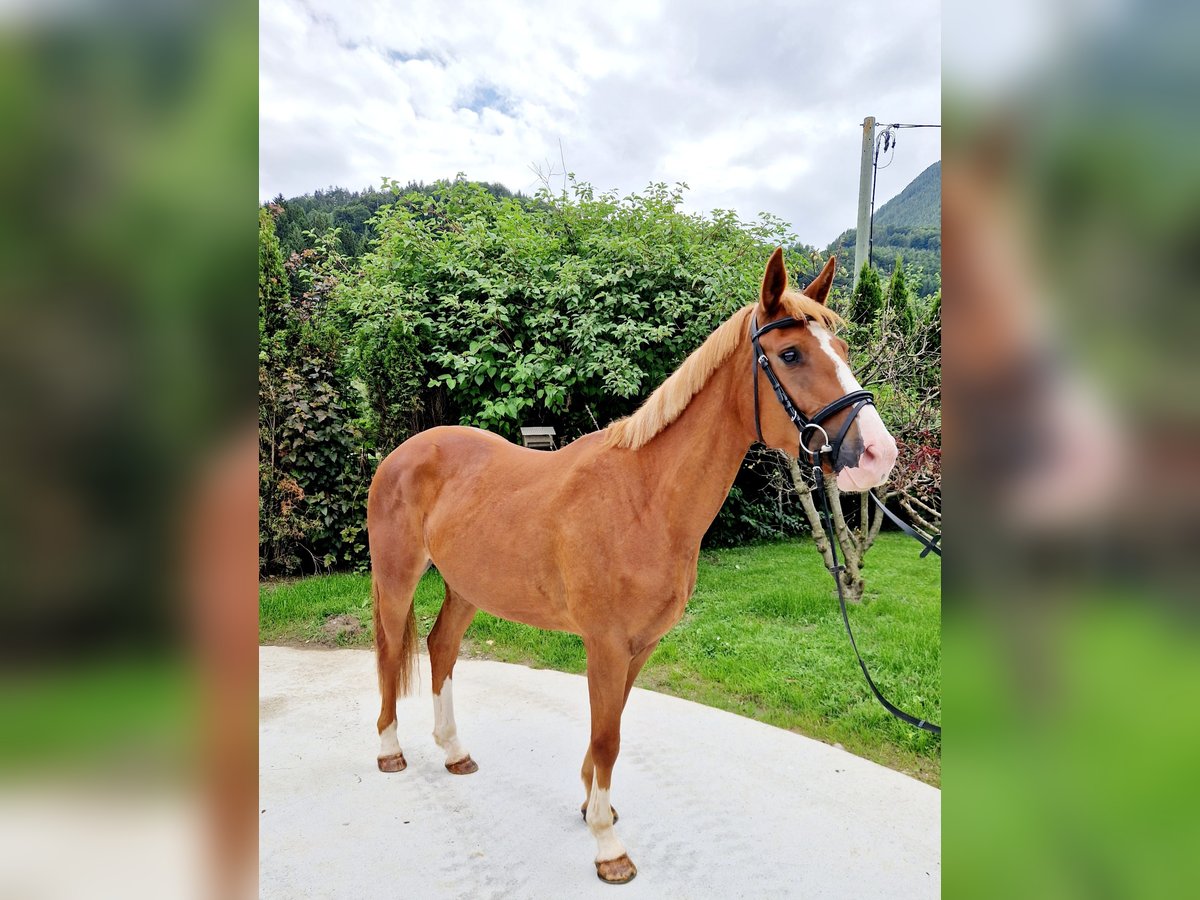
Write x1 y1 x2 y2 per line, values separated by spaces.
260 647 939 899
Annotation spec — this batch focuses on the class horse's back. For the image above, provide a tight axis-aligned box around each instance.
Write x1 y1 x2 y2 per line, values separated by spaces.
368 425 611 531
375 424 574 485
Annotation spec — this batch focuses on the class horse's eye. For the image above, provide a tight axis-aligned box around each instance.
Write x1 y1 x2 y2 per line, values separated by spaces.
780 349 801 365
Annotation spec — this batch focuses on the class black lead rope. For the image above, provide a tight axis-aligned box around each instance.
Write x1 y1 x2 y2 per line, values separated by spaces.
811 467 941 736
868 491 941 559
751 313 940 735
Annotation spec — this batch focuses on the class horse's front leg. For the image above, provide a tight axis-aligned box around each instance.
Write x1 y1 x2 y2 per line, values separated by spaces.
583 640 638 884
580 640 658 822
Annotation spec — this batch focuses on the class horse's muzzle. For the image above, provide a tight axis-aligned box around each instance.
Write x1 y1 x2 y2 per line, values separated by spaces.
833 406 898 492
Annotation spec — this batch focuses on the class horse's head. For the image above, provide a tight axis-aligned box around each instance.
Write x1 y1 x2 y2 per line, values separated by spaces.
751 248 898 492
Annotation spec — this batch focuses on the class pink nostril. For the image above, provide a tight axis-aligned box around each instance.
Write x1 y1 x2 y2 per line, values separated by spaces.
861 440 898 470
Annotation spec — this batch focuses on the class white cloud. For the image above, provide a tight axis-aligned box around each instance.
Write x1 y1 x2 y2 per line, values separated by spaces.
260 0 940 249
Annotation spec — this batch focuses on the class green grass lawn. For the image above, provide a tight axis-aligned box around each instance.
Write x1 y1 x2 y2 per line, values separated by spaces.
260 533 941 783
0 657 192 771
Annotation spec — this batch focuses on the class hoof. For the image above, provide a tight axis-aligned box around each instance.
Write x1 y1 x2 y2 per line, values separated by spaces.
596 854 637 884
445 755 479 775
377 752 407 773
581 804 619 824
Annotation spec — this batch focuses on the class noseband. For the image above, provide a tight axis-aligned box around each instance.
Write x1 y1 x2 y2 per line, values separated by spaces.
750 315 875 465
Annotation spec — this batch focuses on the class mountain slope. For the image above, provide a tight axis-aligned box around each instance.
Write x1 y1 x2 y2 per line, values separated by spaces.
874 160 940 230
822 160 941 296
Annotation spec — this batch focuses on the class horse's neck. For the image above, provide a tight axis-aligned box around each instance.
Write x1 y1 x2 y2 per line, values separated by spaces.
636 348 754 543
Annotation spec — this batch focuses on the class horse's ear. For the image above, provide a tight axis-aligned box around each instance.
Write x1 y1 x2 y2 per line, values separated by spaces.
802 255 837 306
759 247 788 317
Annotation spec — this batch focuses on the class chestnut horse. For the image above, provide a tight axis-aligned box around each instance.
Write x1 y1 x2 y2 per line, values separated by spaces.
367 248 898 883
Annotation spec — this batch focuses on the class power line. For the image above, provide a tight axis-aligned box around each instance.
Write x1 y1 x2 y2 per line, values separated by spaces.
866 121 940 268
856 122 941 129
852 117 941 290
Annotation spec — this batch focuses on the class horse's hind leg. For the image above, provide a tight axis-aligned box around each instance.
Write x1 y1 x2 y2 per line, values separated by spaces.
428 585 479 774
372 548 427 773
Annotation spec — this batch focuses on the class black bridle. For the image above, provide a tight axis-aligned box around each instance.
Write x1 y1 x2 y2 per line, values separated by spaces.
751 313 942 736
750 315 876 467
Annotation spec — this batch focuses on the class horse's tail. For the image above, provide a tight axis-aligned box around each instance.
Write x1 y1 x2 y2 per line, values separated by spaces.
373 573 419 706
369 439 440 736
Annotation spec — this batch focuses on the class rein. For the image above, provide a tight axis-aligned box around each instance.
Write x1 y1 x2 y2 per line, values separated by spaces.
811 470 942 735
751 315 942 736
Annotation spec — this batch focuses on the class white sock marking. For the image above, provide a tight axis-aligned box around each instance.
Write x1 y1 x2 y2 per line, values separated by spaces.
432 677 469 764
378 721 400 757
586 775 627 863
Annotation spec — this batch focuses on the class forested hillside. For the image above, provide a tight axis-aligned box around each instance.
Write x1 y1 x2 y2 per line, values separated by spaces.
267 180 523 259
824 160 941 297
875 161 940 229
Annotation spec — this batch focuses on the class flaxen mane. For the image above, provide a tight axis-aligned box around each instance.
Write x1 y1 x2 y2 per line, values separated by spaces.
604 291 844 450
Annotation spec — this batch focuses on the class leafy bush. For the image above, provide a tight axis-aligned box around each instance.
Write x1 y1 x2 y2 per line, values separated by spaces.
259 210 373 574
343 176 807 441
258 356 371 574
849 262 884 328
703 446 810 547
704 485 802 548
257 176 940 576
886 257 917 335
345 303 425 455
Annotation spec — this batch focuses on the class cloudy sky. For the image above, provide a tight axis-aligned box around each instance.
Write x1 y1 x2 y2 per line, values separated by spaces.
260 0 940 249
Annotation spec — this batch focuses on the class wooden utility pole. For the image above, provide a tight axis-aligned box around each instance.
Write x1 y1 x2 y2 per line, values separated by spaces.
853 116 875 292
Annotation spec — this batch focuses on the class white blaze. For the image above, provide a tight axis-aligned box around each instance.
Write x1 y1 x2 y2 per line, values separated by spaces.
810 323 863 394
432 677 469 765
810 324 898 491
